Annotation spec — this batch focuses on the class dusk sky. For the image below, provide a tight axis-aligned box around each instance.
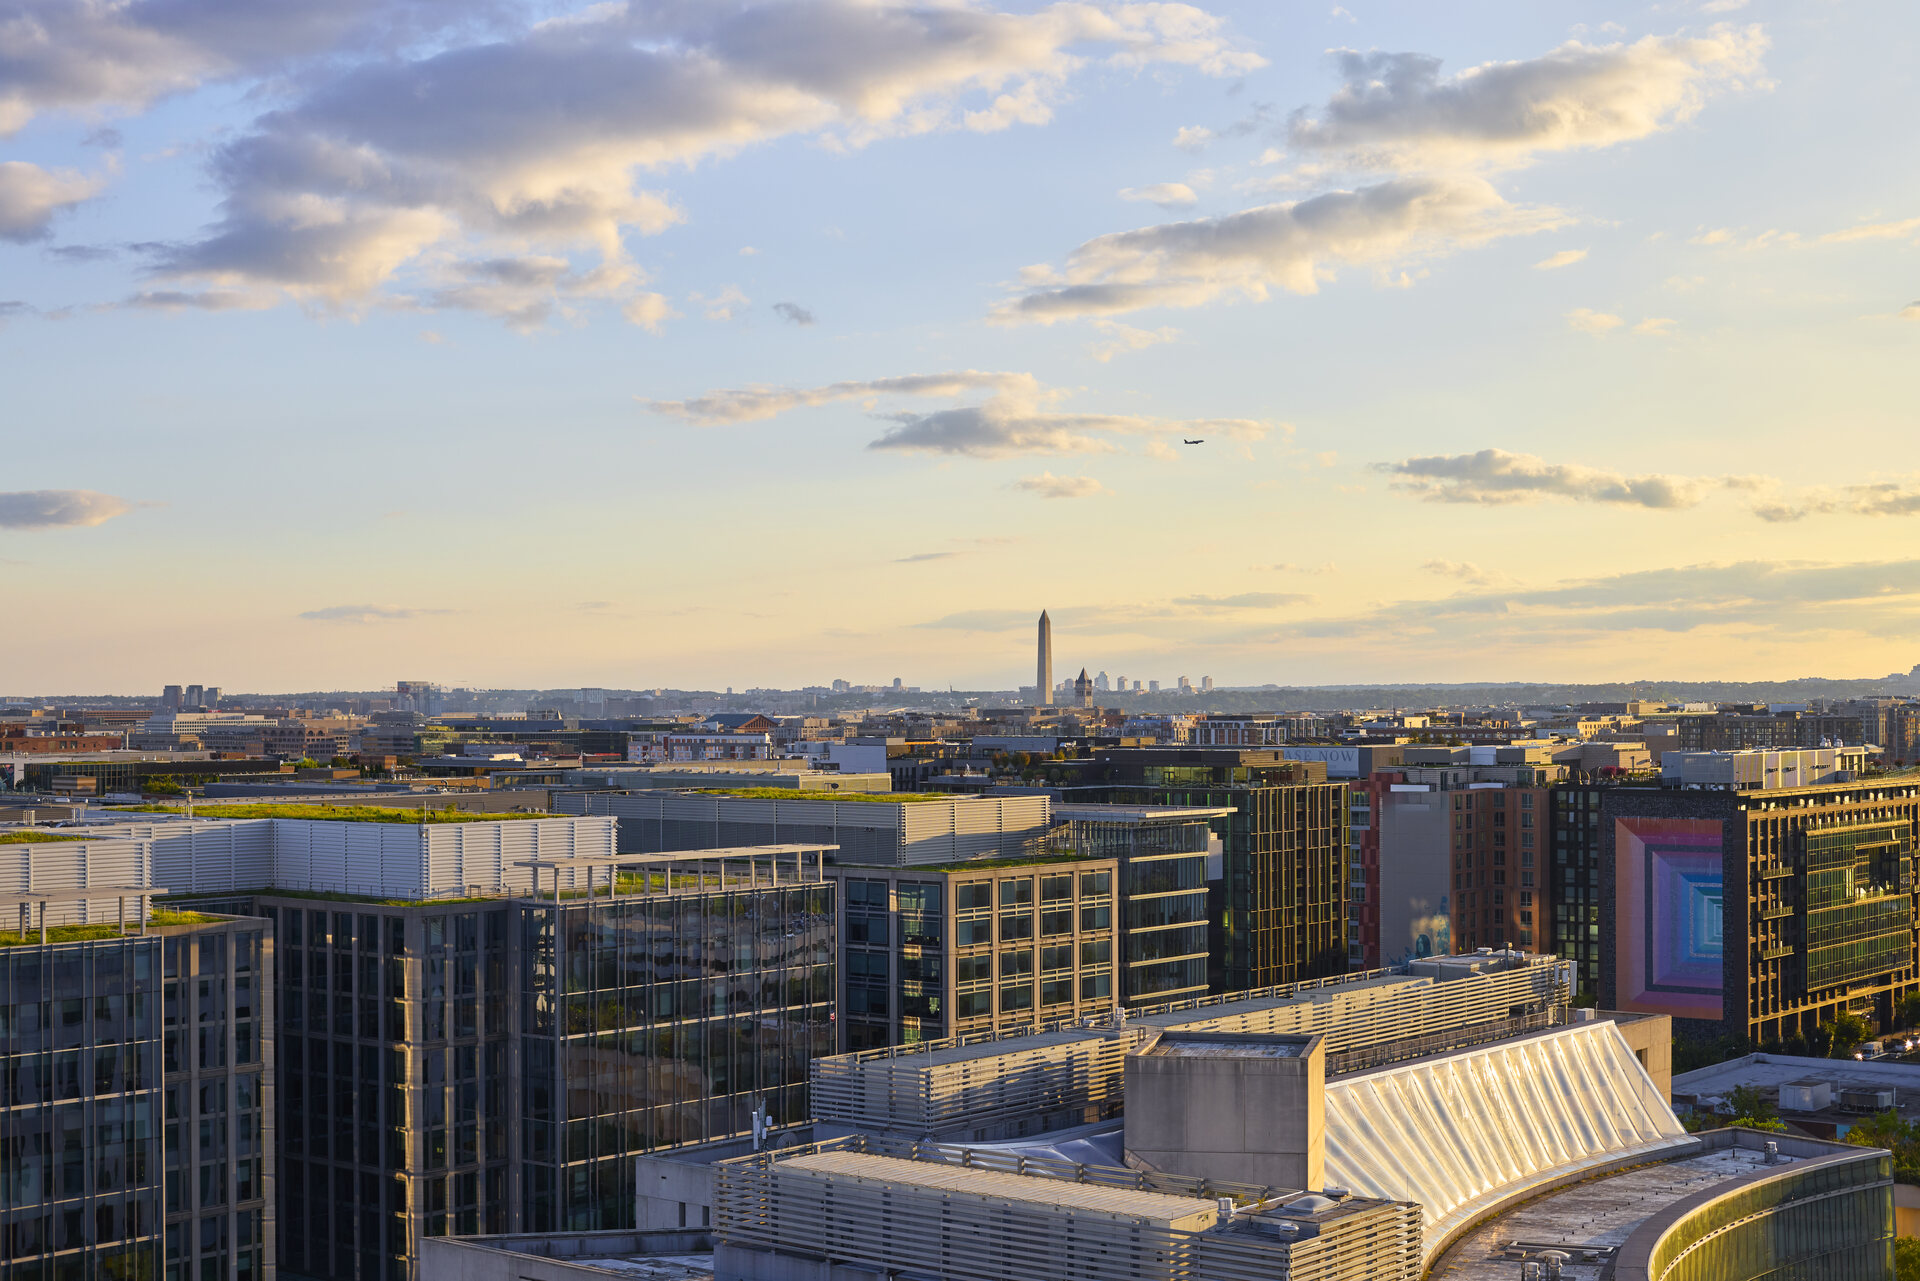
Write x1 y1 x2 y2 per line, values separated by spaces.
5 0 1919 692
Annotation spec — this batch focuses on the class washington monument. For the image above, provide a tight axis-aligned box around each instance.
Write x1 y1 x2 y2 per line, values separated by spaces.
1036 610 1053 706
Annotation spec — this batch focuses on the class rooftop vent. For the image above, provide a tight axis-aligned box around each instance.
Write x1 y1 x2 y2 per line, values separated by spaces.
1839 1087 1896 1113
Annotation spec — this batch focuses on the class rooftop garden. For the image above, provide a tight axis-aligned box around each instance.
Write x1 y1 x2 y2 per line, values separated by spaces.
113 803 553 824
693 788 958 803
0 831 96 844
0 909 218 948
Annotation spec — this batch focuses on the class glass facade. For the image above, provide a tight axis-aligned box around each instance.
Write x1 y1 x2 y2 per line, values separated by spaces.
1062 813 1212 1005
1550 785 1605 997
1804 822 1913 991
519 884 835 1233
2 918 270 1281
1642 1150 1893 1281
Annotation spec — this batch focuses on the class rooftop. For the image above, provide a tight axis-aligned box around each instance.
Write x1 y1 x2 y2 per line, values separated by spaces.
1673 1051 1920 1102
110 802 558 823
775 1150 1216 1225
690 788 962 803
1429 1132 1858 1281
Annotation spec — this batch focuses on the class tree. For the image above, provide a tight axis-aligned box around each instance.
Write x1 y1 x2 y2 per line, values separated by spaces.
1897 993 1920 1031
1725 1084 1784 1131
1898 1234 1920 1281
295 757 320 770
1826 1012 1872 1058
1849 1110 1920 1186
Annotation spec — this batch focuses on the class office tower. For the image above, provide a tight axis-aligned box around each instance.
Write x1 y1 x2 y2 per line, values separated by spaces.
1148 681 1160 694
163 685 184 712
1600 765 1920 1047
1036 611 1053 706
203 688 221 710
1200 676 1213 692
184 685 205 710
1070 750 1348 991
0 887 273 1281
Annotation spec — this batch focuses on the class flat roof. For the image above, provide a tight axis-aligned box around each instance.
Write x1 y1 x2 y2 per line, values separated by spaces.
1144 1034 1307 1058
1673 1052 1920 1097
778 1151 1212 1224
1429 1144 1805 1281
840 1029 1109 1071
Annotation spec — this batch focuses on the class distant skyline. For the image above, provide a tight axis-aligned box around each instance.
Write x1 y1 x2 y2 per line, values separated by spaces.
6 0 1920 691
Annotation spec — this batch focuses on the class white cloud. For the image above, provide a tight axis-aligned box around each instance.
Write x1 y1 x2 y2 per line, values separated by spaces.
1119 182 1198 208
1900 302 1920 322
152 1 1262 323
1754 481 1920 523
298 603 452 623
644 371 1038 425
1173 125 1217 151
1000 175 1563 322
1633 316 1676 336
1378 448 1756 509
1421 558 1502 586
1566 307 1623 334
1533 248 1587 269
1010 472 1110 499
0 489 133 529
1285 26 1768 171
1171 591 1311 609
1087 320 1179 362
1701 0 1749 11
692 284 750 321
120 289 277 312
644 369 1269 458
0 161 105 242
1818 217 1920 245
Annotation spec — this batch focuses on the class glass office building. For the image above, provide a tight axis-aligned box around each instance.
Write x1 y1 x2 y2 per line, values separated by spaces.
247 847 835 1281
1 913 272 1281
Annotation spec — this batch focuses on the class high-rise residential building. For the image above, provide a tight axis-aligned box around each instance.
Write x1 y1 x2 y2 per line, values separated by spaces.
0 880 273 1281
1549 781 1606 997
1200 676 1213 692
1600 766 1920 1047
1068 750 1348 991
1035 611 1053 707
1148 680 1161 694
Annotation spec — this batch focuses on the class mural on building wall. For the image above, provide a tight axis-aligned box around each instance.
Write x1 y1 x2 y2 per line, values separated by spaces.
1616 817 1725 1020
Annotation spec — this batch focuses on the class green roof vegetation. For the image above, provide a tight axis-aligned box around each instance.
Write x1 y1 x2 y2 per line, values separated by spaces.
915 849 1102 873
693 788 958 803
114 803 551 824
243 887 505 907
0 830 95 844
0 909 218 949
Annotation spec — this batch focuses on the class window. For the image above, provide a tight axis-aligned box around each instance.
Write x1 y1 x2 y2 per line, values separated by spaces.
956 956 991 984
999 880 1033 909
1041 945 1073 973
1040 875 1073 902
1078 871 1111 897
999 950 1034 980
1080 904 1110 931
999 915 1034 942
1080 939 1111 969
1000 985 1033 1012
1040 909 1073 937
1041 979 1074 1007
956 919 991 946
956 883 991 912
956 991 991 1018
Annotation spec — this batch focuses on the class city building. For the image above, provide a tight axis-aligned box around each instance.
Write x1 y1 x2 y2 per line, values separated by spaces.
826 853 1121 1050
1051 804 1228 1006
18 806 834 1281
0 866 273 1281
1068 749 1349 991
1549 780 1607 997
1600 768 1920 1048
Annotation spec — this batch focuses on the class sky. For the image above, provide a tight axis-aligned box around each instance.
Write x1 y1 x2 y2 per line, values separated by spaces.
4 0 1920 694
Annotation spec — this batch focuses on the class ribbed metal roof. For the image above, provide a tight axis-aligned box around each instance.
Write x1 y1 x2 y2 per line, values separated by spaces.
779 1152 1215 1225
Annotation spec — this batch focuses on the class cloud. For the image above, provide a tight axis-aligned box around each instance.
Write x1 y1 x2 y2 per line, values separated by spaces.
1378 448 1752 509
298 604 452 623
1000 175 1563 322
692 284 750 321
1010 472 1110 499
895 551 961 562
1270 557 1920 645
0 162 105 242
1421 558 1502 586
1633 316 1676 336
1901 302 1920 322
1566 307 1623 334
1088 320 1179 362
0 489 134 529
1818 217 1920 244
645 369 1270 458
1533 248 1587 269
1119 182 1198 208
1284 26 1768 170
121 289 277 312
773 301 815 325
1170 591 1311 610
1754 482 1920 523
645 370 1037 425
1173 125 1217 151
46 243 116 262
150 1 1261 322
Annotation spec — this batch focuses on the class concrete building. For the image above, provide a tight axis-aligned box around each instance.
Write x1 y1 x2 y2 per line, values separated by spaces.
1600 773 1920 1048
1662 746 1868 790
